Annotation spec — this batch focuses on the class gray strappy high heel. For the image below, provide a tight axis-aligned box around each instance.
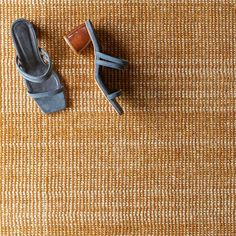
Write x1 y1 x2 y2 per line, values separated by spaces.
64 20 128 115
11 19 66 114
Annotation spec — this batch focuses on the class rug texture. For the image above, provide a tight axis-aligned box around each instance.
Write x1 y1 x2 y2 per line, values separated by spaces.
0 1 235 235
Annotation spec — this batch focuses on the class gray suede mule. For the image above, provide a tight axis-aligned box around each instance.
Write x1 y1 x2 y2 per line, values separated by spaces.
11 19 66 114
64 20 128 115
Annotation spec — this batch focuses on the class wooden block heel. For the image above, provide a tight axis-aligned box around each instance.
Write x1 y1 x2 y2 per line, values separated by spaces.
64 23 91 54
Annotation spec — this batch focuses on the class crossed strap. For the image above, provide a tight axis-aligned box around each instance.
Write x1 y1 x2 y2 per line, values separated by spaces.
16 48 53 83
95 52 128 70
16 48 63 99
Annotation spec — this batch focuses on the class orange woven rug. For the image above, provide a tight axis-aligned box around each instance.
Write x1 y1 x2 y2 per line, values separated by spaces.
0 1 235 235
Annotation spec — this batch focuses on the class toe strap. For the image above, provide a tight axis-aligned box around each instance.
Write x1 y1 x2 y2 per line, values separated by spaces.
107 90 122 100
28 86 64 98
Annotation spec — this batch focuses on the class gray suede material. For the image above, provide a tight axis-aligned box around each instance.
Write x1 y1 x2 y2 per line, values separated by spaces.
11 18 66 114
85 20 128 115
34 92 66 114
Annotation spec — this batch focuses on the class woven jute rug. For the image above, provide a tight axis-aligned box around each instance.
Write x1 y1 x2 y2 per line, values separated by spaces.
0 1 235 235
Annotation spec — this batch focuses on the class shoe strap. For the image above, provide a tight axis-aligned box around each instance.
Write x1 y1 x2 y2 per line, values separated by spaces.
95 51 128 70
107 90 122 100
28 86 64 98
16 48 53 83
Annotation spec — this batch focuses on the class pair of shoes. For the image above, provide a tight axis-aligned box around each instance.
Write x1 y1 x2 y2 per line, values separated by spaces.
11 19 128 115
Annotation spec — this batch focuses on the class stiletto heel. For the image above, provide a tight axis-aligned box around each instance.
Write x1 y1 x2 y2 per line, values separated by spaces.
64 20 128 115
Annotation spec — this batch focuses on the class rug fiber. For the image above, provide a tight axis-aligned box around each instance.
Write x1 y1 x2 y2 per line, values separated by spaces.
0 1 235 235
